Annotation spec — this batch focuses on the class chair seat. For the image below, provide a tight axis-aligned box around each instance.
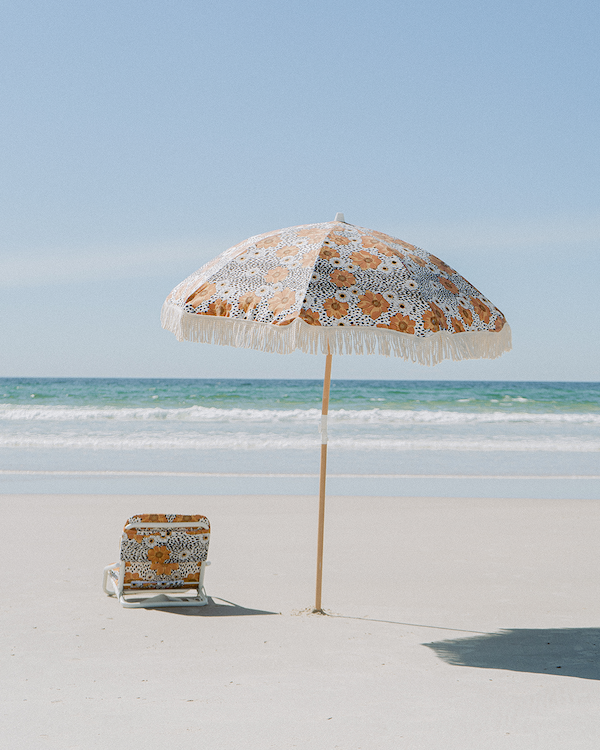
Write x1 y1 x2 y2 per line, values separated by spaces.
103 514 210 608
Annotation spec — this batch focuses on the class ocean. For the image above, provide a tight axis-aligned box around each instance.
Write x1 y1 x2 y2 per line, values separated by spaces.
0 377 598 498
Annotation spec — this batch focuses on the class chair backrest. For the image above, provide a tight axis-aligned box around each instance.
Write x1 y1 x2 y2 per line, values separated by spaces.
119 514 210 591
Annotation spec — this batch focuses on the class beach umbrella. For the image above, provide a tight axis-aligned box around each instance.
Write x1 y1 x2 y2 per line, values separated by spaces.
162 214 511 611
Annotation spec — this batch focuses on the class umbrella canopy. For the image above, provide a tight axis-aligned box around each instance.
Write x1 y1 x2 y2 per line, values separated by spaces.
161 216 511 364
162 215 511 611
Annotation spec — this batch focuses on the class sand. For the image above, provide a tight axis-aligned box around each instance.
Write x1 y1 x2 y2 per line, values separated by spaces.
2 493 600 749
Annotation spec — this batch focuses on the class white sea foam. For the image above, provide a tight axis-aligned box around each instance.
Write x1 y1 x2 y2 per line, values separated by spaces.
1 432 598 452
0 404 598 425
2 470 599 479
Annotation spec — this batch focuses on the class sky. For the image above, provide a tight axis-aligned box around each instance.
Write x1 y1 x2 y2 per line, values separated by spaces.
1 0 599 381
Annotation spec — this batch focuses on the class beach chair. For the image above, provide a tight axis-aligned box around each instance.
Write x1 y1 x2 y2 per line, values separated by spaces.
102 514 210 608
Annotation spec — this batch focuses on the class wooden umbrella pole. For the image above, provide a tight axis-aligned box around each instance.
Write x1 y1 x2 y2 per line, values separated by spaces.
314 348 333 612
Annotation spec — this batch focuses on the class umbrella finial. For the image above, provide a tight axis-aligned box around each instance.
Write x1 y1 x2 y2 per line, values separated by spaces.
334 212 345 223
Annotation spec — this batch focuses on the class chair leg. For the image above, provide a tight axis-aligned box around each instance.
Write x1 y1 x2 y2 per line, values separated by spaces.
102 563 119 597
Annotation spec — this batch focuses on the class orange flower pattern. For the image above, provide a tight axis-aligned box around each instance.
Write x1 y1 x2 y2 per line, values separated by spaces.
256 234 281 248
186 282 216 307
439 277 459 294
378 245 402 257
358 291 390 319
407 253 427 268
264 266 289 283
268 288 296 315
300 308 321 325
238 292 259 313
422 303 447 332
275 245 299 257
471 297 491 324
118 514 210 591
361 237 399 256
301 250 319 267
319 246 340 260
274 314 296 326
429 255 456 275
168 219 506 339
381 314 415 334
350 250 382 270
459 306 473 326
323 298 349 319
369 229 416 250
206 299 231 317
296 226 329 239
147 545 178 576
330 269 356 287
430 302 447 325
329 232 352 245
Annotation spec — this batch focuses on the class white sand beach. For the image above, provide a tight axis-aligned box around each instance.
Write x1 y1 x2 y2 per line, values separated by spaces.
3 493 600 749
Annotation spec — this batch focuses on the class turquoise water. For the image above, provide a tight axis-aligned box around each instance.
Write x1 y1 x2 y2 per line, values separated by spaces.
1 378 598 498
2 377 599 411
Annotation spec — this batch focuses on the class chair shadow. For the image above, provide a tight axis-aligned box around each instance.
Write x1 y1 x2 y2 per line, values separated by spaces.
147 596 279 617
424 628 600 680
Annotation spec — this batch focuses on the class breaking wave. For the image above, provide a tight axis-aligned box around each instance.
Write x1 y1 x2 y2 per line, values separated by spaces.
1 431 598 452
1 404 599 425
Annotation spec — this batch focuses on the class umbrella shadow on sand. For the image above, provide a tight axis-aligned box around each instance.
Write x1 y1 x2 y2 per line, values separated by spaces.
146 596 279 617
425 628 600 680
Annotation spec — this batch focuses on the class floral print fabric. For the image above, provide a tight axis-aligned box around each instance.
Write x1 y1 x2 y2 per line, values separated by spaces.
165 221 507 338
115 514 210 591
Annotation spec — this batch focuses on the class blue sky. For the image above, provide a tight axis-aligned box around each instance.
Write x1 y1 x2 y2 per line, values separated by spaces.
1 0 599 381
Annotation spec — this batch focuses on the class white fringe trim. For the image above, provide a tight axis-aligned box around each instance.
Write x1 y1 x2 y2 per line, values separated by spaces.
161 302 512 365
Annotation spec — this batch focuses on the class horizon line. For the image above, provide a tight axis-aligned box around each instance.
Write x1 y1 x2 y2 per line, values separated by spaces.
1 376 598 385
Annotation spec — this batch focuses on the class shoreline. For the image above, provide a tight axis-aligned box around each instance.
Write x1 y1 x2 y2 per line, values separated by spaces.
2 473 598 499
